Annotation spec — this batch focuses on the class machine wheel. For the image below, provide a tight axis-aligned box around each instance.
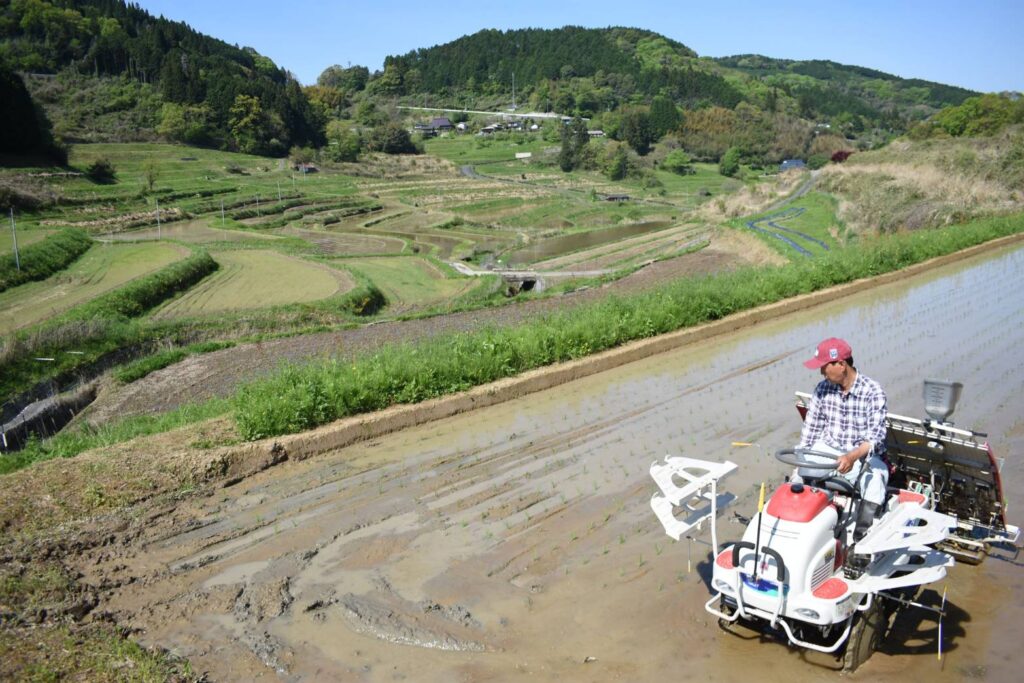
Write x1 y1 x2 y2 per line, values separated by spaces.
843 600 885 672
717 597 736 630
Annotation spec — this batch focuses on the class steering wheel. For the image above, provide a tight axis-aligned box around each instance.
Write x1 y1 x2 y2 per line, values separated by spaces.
775 447 840 469
774 447 859 498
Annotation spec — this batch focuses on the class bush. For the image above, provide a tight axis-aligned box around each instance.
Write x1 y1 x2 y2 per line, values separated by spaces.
807 153 829 170
719 147 741 177
662 149 696 175
86 158 117 184
640 172 664 189
605 146 628 180
367 124 419 154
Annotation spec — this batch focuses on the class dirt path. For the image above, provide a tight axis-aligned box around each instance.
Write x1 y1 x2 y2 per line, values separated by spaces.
70 241 1024 682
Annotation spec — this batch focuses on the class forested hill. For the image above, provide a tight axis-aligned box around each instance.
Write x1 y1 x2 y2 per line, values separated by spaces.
368 26 976 132
0 0 323 154
715 55 977 119
376 27 743 109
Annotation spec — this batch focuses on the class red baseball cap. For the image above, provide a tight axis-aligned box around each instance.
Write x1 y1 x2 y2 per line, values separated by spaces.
804 337 852 369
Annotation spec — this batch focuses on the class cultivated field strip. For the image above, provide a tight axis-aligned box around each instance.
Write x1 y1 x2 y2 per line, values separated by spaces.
106 219 283 244
343 256 483 311
150 250 353 318
0 229 53 254
278 227 405 255
0 242 188 329
534 224 708 271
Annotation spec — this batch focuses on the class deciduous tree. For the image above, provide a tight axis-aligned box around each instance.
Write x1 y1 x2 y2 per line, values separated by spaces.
719 146 741 177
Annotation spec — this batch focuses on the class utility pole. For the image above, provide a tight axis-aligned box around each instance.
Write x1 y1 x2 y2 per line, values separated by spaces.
156 198 161 239
221 199 225 227
256 193 260 216
277 181 282 202
512 71 516 111
9 208 20 271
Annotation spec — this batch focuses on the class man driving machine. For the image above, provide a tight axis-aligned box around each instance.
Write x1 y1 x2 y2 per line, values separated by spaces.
795 337 889 539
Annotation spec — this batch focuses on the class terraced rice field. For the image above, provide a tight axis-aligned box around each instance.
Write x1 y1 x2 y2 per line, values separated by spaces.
280 227 405 255
106 219 283 244
0 242 188 330
529 223 708 271
150 249 354 319
359 212 473 258
344 256 486 311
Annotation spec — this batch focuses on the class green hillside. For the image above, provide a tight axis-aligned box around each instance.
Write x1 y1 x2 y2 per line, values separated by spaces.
0 0 324 155
361 27 976 132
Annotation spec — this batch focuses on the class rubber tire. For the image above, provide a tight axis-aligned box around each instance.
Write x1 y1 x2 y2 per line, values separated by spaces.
843 601 885 672
717 597 736 630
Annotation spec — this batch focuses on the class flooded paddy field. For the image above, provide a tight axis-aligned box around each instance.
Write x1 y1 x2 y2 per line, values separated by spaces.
85 243 1024 682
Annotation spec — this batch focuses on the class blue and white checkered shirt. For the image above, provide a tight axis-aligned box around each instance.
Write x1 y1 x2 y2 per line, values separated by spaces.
799 373 888 456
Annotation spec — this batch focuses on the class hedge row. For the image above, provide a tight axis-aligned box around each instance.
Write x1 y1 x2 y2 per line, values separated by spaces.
233 200 382 230
0 228 92 292
233 213 1024 440
193 192 301 215
61 248 218 321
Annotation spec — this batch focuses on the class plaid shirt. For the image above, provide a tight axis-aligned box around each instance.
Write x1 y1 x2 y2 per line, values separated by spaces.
799 373 888 455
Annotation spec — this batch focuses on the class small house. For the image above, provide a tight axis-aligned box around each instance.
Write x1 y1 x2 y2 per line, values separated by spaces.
780 159 806 172
430 117 454 131
413 123 437 138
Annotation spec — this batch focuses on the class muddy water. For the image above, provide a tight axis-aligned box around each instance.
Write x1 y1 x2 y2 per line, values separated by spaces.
91 243 1024 682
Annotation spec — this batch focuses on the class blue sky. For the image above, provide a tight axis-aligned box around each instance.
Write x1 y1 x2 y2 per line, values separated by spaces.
134 0 1021 93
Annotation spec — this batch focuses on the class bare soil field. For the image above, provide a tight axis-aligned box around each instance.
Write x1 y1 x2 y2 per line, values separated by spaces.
3 239 1021 682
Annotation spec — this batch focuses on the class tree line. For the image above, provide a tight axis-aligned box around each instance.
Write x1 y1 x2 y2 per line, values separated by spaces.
1 0 324 155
